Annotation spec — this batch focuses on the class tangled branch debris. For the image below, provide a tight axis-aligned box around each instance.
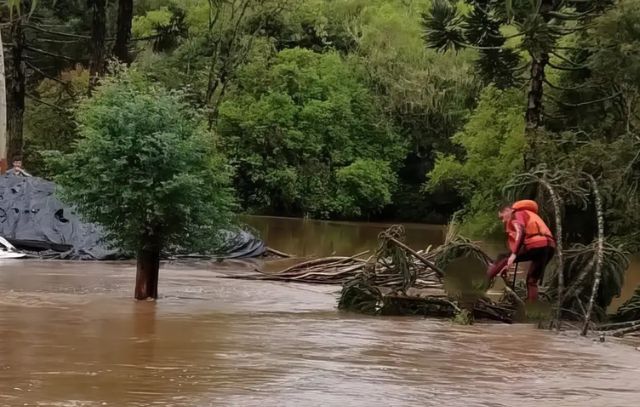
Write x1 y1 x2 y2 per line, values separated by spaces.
237 225 515 323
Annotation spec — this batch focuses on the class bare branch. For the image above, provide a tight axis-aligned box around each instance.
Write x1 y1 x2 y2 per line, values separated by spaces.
25 24 90 39
25 60 69 88
556 92 622 107
26 93 68 112
543 79 592 92
24 45 76 62
548 61 589 71
550 50 586 67
581 174 605 336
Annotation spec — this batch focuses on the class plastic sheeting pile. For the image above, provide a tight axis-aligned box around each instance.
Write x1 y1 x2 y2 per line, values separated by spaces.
0 175 265 260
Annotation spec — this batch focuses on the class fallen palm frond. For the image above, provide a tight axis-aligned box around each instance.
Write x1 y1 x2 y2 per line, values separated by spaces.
232 224 514 322
613 285 640 322
265 247 293 258
433 219 492 270
595 319 640 338
237 224 487 289
232 228 446 288
335 225 514 323
545 241 629 324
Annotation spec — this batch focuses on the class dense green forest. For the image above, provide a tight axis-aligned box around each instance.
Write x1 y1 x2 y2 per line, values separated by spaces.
3 0 640 245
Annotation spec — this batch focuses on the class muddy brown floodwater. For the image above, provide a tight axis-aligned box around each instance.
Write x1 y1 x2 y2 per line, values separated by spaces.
1 217 639 406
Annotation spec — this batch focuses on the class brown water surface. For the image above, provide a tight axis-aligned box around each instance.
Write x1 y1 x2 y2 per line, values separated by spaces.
1 217 639 406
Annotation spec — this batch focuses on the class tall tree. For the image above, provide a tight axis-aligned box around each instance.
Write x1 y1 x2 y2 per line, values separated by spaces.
423 0 612 168
5 2 27 164
113 0 133 63
203 0 290 124
0 26 6 173
88 0 106 91
50 70 235 300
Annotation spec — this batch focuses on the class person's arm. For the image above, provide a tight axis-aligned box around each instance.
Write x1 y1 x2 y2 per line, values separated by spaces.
507 220 525 267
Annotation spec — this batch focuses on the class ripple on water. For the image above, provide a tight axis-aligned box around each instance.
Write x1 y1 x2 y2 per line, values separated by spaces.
0 261 639 406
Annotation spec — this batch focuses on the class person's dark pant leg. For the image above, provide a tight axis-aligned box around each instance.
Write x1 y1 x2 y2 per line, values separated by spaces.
521 247 555 302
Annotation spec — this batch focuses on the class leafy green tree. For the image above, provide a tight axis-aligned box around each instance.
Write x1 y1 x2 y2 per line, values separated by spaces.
540 0 640 246
426 86 525 236
351 0 478 220
49 69 235 300
24 66 89 176
335 159 397 217
217 47 406 218
423 0 614 168
135 0 478 222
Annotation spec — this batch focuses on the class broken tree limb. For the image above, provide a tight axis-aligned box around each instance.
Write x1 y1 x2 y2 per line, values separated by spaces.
265 246 293 258
500 275 526 308
597 319 640 331
385 236 445 277
539 177 564 330
581 174 605 336
611 320 640 338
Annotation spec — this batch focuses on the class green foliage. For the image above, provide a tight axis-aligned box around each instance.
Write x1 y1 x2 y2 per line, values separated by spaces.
422 0 606 87
539 0 640 247
47 69 235 253
218 47 406 218
355 0 477 153
24 67 89 176
132 6 173 38
16 0 640 238
452 309 473 325
426 86 525 236
335 159 397 217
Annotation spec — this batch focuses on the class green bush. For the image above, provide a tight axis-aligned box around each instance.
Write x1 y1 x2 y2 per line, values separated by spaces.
218 47 406 218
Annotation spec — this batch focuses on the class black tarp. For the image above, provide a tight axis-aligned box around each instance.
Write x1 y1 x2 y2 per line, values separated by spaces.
0 175 266 260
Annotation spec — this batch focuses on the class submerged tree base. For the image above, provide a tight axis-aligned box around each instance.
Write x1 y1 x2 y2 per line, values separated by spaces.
135 245 160 300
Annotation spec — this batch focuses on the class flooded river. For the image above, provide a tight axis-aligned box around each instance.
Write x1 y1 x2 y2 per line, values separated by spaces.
1 217 640 406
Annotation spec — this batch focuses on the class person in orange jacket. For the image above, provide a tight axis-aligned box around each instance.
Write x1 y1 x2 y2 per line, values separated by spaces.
487 200 556 302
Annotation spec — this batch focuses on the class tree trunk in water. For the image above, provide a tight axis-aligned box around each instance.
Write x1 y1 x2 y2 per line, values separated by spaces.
0 29 7 173
88 0 107 92
135 243 161 300
6 16 25 163
113 0 133 63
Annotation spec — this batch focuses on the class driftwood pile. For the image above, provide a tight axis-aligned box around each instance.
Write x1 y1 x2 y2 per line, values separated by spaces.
596 285 640 338
238 225 516 323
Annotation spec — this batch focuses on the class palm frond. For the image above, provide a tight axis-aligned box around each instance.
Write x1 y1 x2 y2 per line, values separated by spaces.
422 0 466 52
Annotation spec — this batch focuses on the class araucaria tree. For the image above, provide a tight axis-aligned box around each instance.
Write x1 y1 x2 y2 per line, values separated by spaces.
50 69 235 300
423 0 612 168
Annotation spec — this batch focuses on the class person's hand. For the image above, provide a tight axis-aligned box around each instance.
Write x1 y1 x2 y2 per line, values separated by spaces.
507 253 517 268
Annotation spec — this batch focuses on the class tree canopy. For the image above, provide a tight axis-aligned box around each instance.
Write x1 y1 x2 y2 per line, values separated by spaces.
1 0 637 249
217 47 405 218
49 69 234 255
